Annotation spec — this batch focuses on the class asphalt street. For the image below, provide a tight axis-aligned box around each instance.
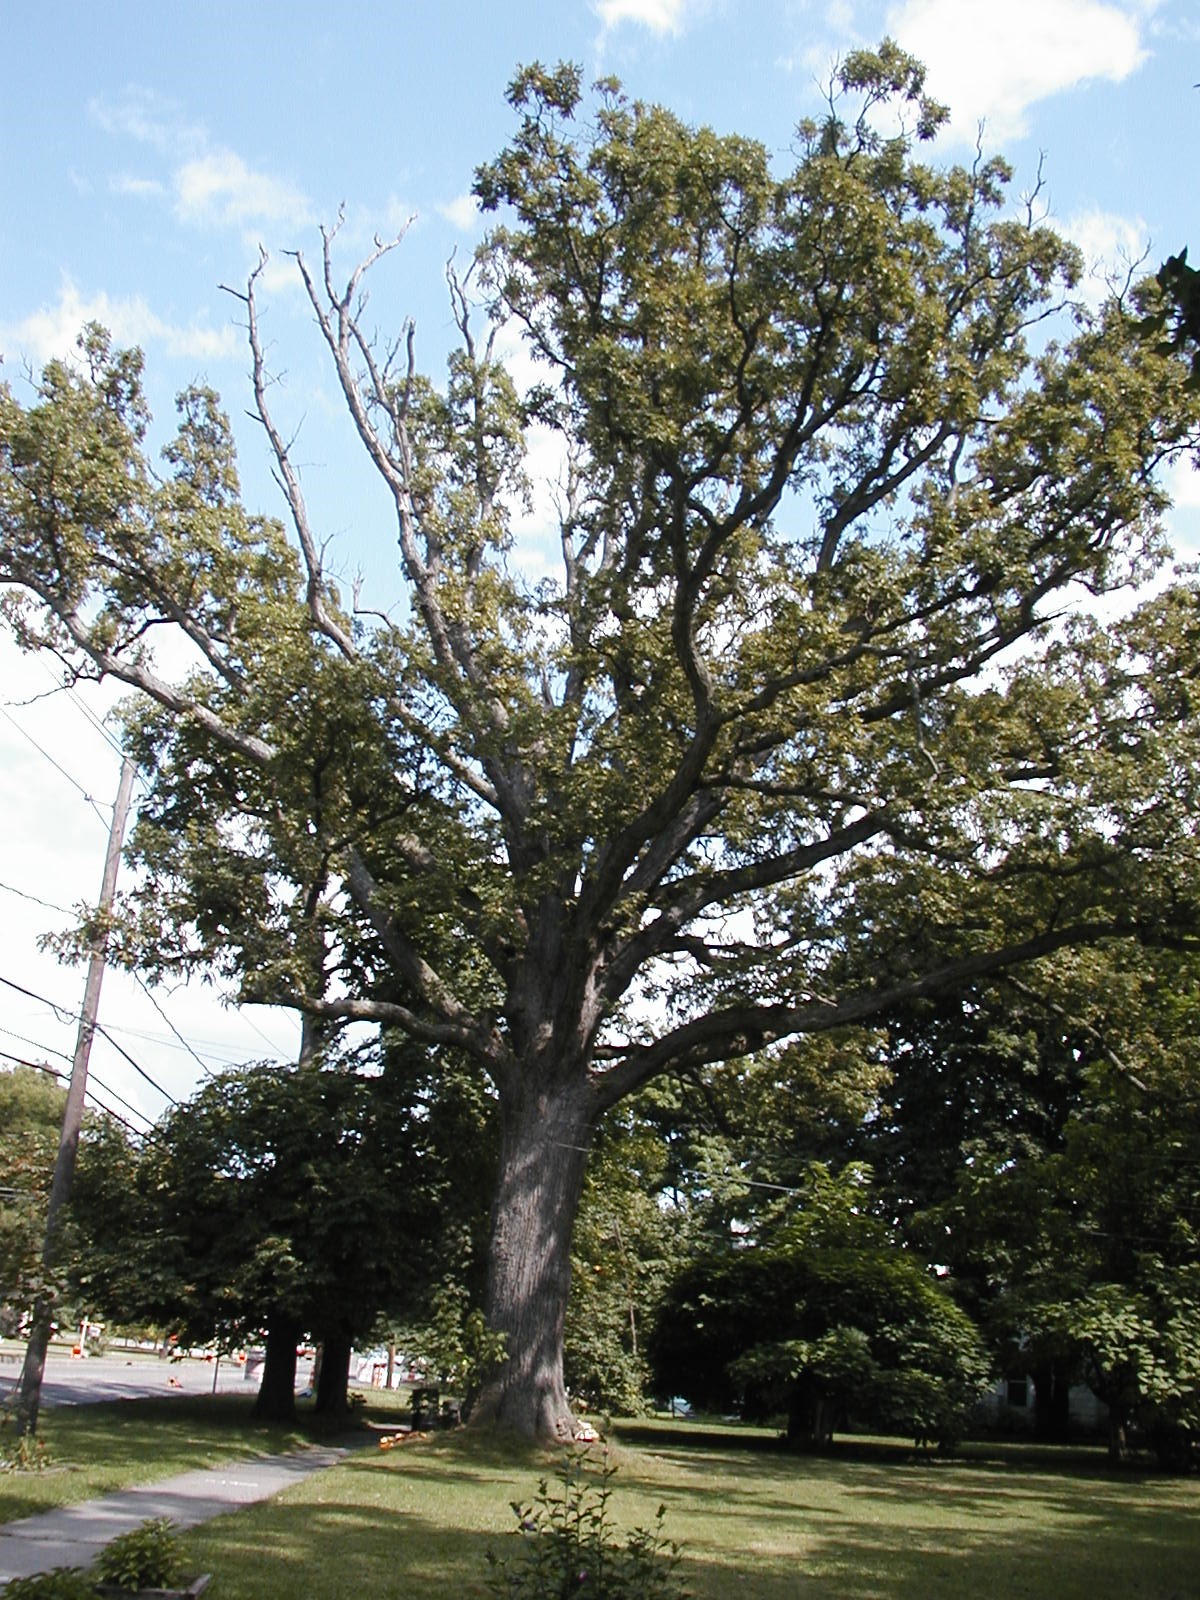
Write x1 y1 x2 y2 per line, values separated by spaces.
0 1348 314 1407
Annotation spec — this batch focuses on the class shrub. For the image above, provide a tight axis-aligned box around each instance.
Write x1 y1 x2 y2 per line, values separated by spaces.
94 1518 182 1591
2 1570 95 1600
0 1432 52 1473
486 1447 686 1599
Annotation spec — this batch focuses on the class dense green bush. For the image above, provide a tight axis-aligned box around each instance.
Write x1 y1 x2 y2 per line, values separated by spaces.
94 1518 182 1591
486 1448 685 1599
652 1198 990 1449
1 1571 95 1600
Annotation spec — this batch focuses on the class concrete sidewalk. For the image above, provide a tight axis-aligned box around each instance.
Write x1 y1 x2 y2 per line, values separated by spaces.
0 1443 352 1583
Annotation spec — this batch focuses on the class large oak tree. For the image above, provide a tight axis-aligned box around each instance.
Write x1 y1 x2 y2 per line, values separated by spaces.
4 45 1200 1438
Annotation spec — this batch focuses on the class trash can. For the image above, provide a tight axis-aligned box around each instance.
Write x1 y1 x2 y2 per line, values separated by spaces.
411 1386 440 1429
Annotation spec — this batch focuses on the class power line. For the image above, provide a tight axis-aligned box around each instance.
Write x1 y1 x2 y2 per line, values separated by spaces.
0 975 177 1106
241 1009 295 1058
0 879 72 917
0 704 110 827
34 658 128 759
0 1028 155 1135
92 1022 177 1105
0 706 293 1077
0 1023 73 1065
1 880 281 1078
42 1059 153 1133
128 971 217 1080
110 1020 233 1056
0 880 233 1073
1 887 288 1085
0 1048 155 1138
0 974 75 1026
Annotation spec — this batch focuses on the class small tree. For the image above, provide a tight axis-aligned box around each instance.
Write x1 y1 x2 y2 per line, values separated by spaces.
71 1045 487 1419
652 1168 990 1448
0 1068 67 1333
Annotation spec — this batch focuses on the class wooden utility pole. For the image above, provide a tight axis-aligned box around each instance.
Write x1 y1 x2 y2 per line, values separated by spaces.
15 754 137 1437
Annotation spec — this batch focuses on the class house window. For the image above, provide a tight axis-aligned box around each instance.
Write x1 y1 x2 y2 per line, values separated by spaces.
1006 1377 1028 1408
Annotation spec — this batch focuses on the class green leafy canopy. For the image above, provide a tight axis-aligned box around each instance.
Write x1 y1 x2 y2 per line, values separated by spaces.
5 43 1200 1437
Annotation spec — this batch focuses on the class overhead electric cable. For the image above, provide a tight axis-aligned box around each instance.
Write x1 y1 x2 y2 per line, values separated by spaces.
101 1021 244 1068
241 1010 294 1058
92 1022 177 1104
1 885 267 1083
0 1047 156 1136
0 976 76 1026
0 975 177 1105
0 705 110 826
129 971 217 1080
0 1024 73 1064
0 880 72 916
35 658 128 758
15 752 135 1435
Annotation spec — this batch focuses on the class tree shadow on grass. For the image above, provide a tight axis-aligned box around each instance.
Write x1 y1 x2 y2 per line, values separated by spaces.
616 1446 1200 1600
172 1428 1200 1600
178 1477 1200 1600
0 1396 316 1523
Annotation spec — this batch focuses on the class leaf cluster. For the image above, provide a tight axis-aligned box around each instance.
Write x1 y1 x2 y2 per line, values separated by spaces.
651 1175 989 1446
94 1517 183 1591
486 1447 686 1600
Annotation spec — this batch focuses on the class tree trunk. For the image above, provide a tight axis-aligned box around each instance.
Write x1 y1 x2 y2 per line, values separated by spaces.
787 1384 834 1450
469 1079 594 1440
1033 1357 1072 1444
253 1316 300 1421
314 1328 353 1415
1107 1406 1130 1463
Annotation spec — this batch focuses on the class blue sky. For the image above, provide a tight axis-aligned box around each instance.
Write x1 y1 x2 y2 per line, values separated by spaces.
1 0 1197 1126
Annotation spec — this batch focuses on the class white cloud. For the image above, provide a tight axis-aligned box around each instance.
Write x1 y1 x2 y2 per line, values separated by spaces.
887 0 1149 145
0 277 238 367
90 90 312 238
110 174 166 200
1059 207 1151 308
1165 455 1200 512
88 88 205 155
173 149 313 231
595 0 688 33
437 193 480 231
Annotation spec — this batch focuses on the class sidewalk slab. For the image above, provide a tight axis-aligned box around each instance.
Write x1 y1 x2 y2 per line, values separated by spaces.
0 1445 348 1583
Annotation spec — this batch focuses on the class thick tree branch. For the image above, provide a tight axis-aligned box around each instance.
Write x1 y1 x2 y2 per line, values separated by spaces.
10 590 277 767
601 809 890 1002
589 918 1140 1111
224 253 358 662
343 845 510 1073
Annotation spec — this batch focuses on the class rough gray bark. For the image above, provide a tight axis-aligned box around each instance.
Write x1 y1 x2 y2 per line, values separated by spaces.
470 1081 594 1439
314 1328 353 1415
252 1316 301 1421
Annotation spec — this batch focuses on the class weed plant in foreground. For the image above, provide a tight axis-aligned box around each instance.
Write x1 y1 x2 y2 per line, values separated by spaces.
173 1425 1200 1600
485 1447 685 1599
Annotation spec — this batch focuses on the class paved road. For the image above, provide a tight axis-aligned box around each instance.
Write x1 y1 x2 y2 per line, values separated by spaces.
0 1349 315 1407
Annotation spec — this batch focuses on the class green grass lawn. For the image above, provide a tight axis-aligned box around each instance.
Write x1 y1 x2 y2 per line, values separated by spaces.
170 1418 1200 1600
0 1396 322 1524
